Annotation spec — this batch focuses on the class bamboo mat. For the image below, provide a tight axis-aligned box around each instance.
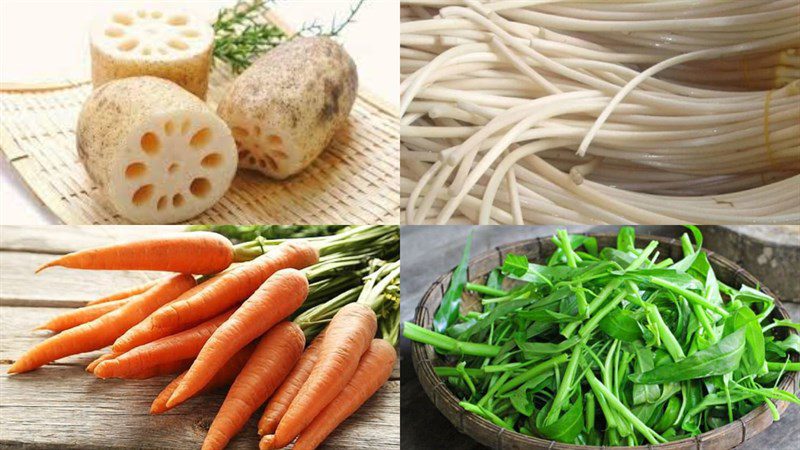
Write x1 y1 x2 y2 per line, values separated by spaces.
0 20 399 225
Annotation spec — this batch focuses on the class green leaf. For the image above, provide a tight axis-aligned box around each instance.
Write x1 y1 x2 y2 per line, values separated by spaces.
517 336 581 360
434 233 472 333
633 345 661 405
536 393 584 443
599 308 643 342
502 253 529 278
510 389 535 416
723 307 766 376
617 226 636 252
766 334 800 357
629 328 746 384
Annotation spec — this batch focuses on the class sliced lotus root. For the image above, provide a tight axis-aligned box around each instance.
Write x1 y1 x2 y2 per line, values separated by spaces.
90 7 214 98
217 37 358 180
77 77 237 224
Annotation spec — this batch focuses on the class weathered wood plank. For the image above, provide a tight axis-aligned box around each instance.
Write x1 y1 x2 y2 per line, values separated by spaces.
0 225 181 254
0 251 163 307
0 364 399 450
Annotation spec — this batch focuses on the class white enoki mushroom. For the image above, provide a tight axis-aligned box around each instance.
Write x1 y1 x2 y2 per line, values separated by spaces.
90 7 214 98
401 0 800 224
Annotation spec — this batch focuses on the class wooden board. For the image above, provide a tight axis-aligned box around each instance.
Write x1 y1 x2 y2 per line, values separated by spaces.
0 226 400 449
0 9 399 225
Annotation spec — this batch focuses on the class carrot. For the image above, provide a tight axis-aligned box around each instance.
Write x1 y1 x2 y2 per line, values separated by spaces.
167 269 309 408
94 307 236 379
111 274 227 354
271 303 377 448
86 352 118 373
149 241 317 333
122 358 192 380
258 332 326 435
8 274 195 374
35 232 233 275
150 344 256 414
202 322 305 450
86 279 159 305
35 299 128 333
285 339 396 450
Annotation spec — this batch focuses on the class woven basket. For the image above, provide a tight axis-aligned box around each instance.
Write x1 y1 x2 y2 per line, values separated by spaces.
0 11 398 225
411 234 799 450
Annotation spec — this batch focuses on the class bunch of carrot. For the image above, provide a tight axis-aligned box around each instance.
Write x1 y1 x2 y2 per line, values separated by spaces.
10 227 399 449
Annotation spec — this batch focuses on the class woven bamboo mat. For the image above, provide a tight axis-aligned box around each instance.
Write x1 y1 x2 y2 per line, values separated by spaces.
0 17 399 225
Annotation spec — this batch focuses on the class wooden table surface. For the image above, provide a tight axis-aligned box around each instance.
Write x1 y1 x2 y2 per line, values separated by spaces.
0 226 399 449
400 225 800 450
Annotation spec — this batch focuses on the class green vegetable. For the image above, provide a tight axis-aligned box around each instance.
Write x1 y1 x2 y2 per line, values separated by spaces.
434 232 472 333
404 227 799 446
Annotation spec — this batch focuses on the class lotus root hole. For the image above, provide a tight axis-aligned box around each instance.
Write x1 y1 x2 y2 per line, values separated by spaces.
201 153 222 168
232 127 249 139
151 11 163 19
118 39 139 52
158 48 168 55
182 29 199 38
168 163 179 174
112 13 133 26
157 196 167 210
136 10 146 18
132 184 154 205
168 39 189 51
272 150 288 160
168 15 188 26
173 194 185 207
181 119 191 135
190 178 211 198
264 155 279 171
164 120 175 135
268 135 282 145
142 47 152 56
105 28 124 38
140 132 160 154
190 128 212 149
125 162 147 179
248 156 256 165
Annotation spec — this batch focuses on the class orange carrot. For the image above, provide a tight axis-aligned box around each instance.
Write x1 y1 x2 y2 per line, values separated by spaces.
8 274 195 374
167 269 309 408
36 232 233 275
86 279 159 305
285 339 396 450
86 352 118 373
111 274 227 354
150 344 256 414
271 303 376 448
94 307 236 379
202 322 305 450
35 299 128 333
258 332 326 435
122 358 193 380
149 241 317 333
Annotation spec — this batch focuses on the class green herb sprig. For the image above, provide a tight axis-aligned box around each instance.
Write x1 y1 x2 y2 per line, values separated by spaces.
404 227 799 446
212 0 366 73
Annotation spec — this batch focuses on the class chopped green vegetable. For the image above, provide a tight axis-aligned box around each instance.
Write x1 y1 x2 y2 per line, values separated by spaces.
404 227 799 445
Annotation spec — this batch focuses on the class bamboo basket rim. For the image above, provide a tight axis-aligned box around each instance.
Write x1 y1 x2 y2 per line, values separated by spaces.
411 233 799 450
